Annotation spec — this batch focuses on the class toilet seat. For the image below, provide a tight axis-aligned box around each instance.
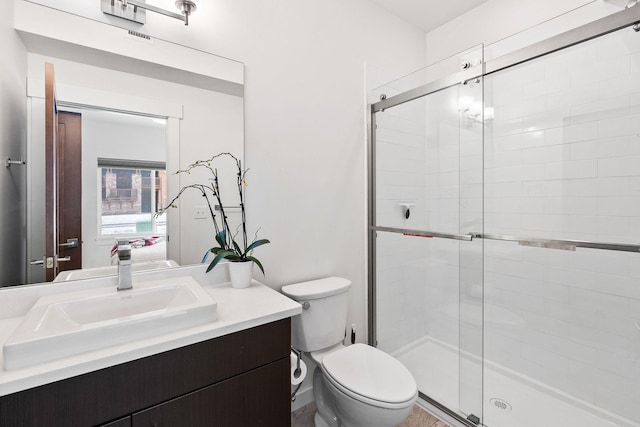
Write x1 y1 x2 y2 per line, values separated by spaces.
321 344 417 410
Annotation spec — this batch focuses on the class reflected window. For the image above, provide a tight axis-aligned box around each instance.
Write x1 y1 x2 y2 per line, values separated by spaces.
98 159 167 236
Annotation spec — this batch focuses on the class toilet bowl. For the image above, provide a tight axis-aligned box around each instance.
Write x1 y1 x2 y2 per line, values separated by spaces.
282 277 417 427
313 343 417 427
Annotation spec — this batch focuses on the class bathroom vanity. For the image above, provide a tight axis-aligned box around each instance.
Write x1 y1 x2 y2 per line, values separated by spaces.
0 265 301 426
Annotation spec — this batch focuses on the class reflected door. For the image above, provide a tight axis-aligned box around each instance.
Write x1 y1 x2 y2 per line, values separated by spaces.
56 111 82 273
44 62 59 281
44 64 83 280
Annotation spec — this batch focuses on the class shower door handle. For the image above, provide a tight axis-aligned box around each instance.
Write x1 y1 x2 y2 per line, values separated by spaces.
371 226 474 241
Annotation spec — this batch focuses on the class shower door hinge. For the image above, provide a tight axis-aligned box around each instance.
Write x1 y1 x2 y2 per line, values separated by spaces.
467 414 480 425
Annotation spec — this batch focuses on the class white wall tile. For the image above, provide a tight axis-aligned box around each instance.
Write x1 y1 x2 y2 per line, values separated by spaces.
598 114 640 139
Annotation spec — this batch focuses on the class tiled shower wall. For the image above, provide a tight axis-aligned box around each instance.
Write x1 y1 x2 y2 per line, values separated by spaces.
484 29 640 422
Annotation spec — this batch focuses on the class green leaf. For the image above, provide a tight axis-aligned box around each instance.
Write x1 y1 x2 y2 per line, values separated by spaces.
210 247 224 254
225 254 243 262
215 231 227 249
246 256 265 275
232 239 242 256
206 250 236 273
246 239 270 252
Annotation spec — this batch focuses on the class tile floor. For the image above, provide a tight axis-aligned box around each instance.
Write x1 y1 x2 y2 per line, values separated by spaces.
291 402 450 427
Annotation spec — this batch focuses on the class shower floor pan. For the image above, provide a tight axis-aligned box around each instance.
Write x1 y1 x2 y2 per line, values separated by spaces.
395 338 637 427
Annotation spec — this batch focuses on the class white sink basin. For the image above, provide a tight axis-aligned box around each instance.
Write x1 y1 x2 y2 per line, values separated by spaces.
53 260 180 282
3 276 216 370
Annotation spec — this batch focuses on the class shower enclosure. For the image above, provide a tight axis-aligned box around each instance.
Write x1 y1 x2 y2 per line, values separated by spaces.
369 6 640 427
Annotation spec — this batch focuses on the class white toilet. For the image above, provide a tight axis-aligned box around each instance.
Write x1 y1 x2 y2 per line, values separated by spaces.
282 277 418 427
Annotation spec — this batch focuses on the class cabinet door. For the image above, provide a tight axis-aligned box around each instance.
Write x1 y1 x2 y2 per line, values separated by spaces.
132 358 290 427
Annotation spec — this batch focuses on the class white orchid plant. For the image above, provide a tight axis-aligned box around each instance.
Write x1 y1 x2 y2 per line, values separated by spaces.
157 152 270 275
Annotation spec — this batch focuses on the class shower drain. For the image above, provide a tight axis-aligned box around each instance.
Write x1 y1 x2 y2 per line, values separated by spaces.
489 398 512 411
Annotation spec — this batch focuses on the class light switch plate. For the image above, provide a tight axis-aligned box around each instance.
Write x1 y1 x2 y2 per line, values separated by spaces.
193 206 208 219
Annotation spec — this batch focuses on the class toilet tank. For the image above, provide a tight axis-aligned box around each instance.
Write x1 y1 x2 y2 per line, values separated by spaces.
281 277 351 352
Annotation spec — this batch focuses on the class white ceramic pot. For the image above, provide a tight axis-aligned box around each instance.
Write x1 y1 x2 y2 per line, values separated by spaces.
228 260 254 289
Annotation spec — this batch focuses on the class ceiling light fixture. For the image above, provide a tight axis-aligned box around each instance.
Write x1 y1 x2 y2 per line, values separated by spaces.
102 0 197 26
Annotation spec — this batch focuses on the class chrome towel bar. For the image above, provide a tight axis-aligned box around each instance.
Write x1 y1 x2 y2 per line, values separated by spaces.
476 233 640 253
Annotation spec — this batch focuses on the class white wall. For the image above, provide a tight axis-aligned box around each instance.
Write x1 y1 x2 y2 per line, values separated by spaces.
425 0 625 65
225 1 426 347
0 0 27 286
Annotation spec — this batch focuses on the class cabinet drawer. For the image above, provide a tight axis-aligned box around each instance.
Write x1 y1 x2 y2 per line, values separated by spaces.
132 358 290 427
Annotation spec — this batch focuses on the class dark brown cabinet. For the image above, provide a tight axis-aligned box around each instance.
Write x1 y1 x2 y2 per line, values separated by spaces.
0 318 291 427
101 417 131 427
133 358 289 426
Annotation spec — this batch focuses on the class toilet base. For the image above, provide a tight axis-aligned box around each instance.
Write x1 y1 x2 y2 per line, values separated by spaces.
314 412 332 427
313 367 340 427
313 364 415 427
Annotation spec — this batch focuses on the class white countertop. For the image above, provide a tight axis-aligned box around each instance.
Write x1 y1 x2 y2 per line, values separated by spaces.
0 264 301 396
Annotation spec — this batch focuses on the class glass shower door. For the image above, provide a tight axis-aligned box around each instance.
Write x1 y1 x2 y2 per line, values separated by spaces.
482 20 640 427
371 7 640 427
370 46 484 425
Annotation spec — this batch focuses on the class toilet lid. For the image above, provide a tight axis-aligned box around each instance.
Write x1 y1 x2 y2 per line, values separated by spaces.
322 344 417 405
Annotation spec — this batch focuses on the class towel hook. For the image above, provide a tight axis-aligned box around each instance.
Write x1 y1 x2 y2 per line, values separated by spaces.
5 157 26 168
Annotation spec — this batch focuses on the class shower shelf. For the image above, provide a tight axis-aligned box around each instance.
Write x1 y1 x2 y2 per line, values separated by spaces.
371 226 640 253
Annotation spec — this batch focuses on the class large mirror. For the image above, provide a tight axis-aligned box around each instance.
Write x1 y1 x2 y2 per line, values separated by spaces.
4 1 244 287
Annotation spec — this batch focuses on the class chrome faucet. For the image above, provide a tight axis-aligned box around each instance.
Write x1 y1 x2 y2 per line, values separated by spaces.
117 240 133 291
